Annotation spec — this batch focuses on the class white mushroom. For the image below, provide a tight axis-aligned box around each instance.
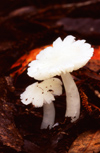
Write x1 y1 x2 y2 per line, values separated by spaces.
20 78 62 129
27 35 94 122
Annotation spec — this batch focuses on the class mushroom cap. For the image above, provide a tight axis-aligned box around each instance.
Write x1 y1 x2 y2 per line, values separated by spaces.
20 78 62 107
28 35 94 80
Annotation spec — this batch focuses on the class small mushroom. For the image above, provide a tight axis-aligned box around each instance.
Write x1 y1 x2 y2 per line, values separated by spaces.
27 35 94 122
20 78 62 129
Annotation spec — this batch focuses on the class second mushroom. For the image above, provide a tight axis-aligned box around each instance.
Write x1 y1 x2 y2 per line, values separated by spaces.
20 78 62 129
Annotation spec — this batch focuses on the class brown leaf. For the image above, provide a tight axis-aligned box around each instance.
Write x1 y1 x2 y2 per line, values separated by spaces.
86 59 100 73
0 76 23 151
68 130 100 153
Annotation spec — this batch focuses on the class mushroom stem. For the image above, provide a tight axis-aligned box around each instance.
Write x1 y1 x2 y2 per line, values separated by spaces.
41 102 55 129
61 72 80 122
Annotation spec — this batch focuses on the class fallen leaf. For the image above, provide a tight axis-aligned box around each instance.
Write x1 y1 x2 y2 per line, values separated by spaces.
86 59 100 72
68 130 100 153
91 46 100 60
0 76 23 151
82 67 100 81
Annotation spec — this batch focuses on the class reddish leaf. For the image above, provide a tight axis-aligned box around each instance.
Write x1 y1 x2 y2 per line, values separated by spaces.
10 44 52 78
92 46 100 60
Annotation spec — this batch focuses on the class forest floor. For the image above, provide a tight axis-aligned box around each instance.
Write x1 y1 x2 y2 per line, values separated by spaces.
0 0 100 152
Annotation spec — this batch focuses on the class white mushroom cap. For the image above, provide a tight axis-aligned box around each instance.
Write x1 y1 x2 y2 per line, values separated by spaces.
20 78 62 107
27 35 94 80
